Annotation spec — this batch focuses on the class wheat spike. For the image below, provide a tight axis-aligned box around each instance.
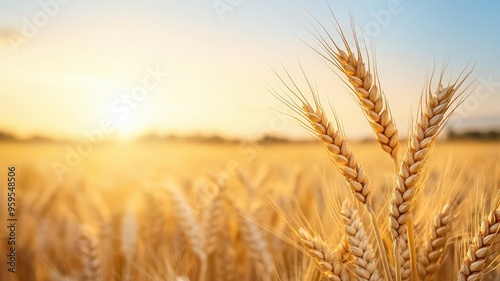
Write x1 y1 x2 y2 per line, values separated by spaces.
458 207 500 281
310 16 399 161
233 206 274 279
214 218 237 281
79 226 102 281
298 228 349 281
300 100 391 280
418 204 453 280
302 103 371 206
341 200 382 281
335 49 399 161
202 177 235 281
203 185 227 255
390 77 468 240
166 186 207 262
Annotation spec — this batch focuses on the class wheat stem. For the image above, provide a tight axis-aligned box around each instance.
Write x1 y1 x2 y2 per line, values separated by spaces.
406 217 418 281
367 206 393 281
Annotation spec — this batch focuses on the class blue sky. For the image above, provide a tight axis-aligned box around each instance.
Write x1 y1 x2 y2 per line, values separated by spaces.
0 0 499 140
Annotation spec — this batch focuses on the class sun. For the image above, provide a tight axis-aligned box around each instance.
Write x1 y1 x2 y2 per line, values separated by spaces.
113 117 146 143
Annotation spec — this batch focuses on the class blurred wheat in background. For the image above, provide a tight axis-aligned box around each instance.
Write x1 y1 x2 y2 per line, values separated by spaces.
1 1 500 281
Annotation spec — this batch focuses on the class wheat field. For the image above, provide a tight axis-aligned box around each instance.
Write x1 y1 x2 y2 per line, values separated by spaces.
0 140 498 281
1 4 500 281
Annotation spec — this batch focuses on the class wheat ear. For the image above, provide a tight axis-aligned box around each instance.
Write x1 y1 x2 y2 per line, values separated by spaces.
308 14 399 162
390 75 469 239
79 226 102 281
298 228 349 281
301 102 391 279
214 219 237 281
341 200 382 281
202 178 236 281
165 185 207 281
233 205 274 280
458 207 500 281
418 204 453 280
203 184 226 255
302 103 371 205
390 74 470 281
166 186 207 262
272 69 392 280
271 63 394 280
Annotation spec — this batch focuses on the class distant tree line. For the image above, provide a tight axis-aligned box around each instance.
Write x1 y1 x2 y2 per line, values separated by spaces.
447 129 500 140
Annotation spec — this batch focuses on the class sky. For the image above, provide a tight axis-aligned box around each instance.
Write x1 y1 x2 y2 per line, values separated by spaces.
0 0 499 141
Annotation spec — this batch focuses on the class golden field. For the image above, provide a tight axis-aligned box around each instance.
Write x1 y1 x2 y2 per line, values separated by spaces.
0 140 498 281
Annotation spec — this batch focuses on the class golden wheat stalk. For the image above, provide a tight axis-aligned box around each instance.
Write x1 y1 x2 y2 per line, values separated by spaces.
341 200 382 281
418 204 453 280
203 183 227 255
307 13 400 162
389 72 471 281
79 226 102 281
202 177 236 281
271 69 392 281
298 228 349 281
214 218 237 281
166 185 207 262
389 73 470 240
79 226 101 280
302 103 371 205
164 184 208 281
233 205 274 280
303 100 391 280
458 207 500 281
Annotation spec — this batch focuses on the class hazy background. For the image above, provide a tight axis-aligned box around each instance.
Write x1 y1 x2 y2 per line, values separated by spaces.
1 0 499 142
